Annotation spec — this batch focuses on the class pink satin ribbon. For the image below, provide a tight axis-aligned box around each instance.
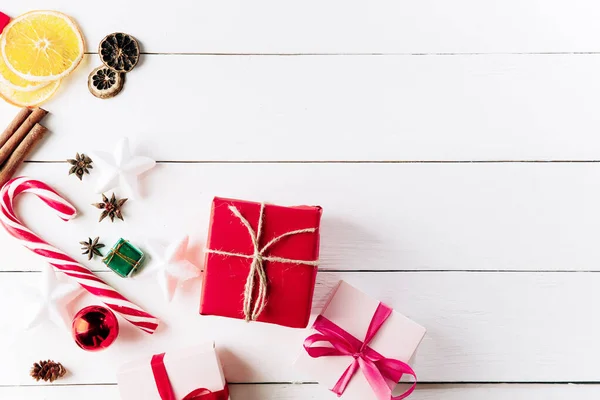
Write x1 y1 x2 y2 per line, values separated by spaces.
303 303 417 400
151 353 229 400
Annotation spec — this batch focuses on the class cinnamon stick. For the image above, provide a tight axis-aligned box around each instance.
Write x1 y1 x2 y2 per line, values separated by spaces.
0 123 48 187
0 108 32 150
0 107 48 166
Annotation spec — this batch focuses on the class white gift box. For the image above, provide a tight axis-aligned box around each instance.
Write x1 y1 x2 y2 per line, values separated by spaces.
117 342 229 400
295 281 426 399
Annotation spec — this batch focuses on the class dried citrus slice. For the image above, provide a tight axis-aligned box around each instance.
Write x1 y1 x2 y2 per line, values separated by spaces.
0 11 84 82
0 47 49 91
0 79 60 107
88 66 124 99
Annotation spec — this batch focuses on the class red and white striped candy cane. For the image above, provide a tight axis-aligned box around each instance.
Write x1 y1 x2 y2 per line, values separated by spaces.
0 177 159 334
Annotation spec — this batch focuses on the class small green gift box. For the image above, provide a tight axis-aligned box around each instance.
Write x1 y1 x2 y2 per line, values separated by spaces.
103 239 145 277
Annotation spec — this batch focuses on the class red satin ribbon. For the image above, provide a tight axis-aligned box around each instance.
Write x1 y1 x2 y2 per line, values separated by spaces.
303 303 417 400
151 353 229 400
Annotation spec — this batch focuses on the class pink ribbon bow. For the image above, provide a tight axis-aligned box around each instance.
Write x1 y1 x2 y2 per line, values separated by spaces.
151 353 229 400
303 303 417 400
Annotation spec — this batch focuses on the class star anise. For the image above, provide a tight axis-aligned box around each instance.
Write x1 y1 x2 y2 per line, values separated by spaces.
92 193 127 222
67 153 93 180
80 237 105 260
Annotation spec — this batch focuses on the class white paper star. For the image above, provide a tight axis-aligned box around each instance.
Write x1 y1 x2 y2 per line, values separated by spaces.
144 236 200 302
91 138 156 199
26 267 84 331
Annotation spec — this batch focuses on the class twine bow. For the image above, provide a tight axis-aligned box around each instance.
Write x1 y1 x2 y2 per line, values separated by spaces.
303 303 417 400
151 353 229 400
205 203 319 321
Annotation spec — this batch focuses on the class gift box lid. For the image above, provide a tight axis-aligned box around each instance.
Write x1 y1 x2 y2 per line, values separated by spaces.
117 342 228 400
295 281 426 399
206 196 322 263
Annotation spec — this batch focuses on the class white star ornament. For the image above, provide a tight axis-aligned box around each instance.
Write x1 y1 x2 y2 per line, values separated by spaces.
91 137 156 199
26 267 84 331
144 236 201 302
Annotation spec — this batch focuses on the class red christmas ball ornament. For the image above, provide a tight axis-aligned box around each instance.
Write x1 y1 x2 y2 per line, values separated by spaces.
71 305 119 351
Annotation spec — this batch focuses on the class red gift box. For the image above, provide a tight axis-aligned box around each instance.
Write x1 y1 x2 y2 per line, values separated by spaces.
0 12 10 34
200 197 322 328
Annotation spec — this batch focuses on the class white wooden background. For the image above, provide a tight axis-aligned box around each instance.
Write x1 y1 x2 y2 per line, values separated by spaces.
1 1 600 399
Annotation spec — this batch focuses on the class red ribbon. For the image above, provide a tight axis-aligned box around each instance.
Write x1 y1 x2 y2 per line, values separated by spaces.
151 353 229 400
303 303 417 400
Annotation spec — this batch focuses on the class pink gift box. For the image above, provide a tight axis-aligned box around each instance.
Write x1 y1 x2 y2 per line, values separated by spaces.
117 342 229 400
295 281 426 400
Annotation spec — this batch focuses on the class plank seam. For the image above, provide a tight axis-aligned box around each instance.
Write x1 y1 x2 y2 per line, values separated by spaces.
84 52 600 56
22 160 600 164
3 381 599 388
2 270 600 273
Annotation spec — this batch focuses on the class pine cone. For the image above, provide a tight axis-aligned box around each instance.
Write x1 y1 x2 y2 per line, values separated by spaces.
30 360 67 382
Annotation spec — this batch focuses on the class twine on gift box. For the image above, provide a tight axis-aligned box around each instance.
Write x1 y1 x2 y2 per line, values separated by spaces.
205 203 319 322
104 241 143 273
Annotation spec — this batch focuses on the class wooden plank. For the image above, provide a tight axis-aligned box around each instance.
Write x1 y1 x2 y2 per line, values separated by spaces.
3 55 600 162
1 162 599 273
1 271 598 384
0 384 598 400
5 1 600 54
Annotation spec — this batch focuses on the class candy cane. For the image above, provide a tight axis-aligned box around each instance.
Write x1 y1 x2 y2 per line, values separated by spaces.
0 177 159 334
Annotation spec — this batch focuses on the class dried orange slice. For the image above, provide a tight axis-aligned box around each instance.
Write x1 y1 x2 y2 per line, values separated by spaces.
0 79 60 107
0 11 84 82
0 47 49 91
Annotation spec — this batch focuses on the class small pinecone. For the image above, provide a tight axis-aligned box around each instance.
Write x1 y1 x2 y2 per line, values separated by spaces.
30 360 67 382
